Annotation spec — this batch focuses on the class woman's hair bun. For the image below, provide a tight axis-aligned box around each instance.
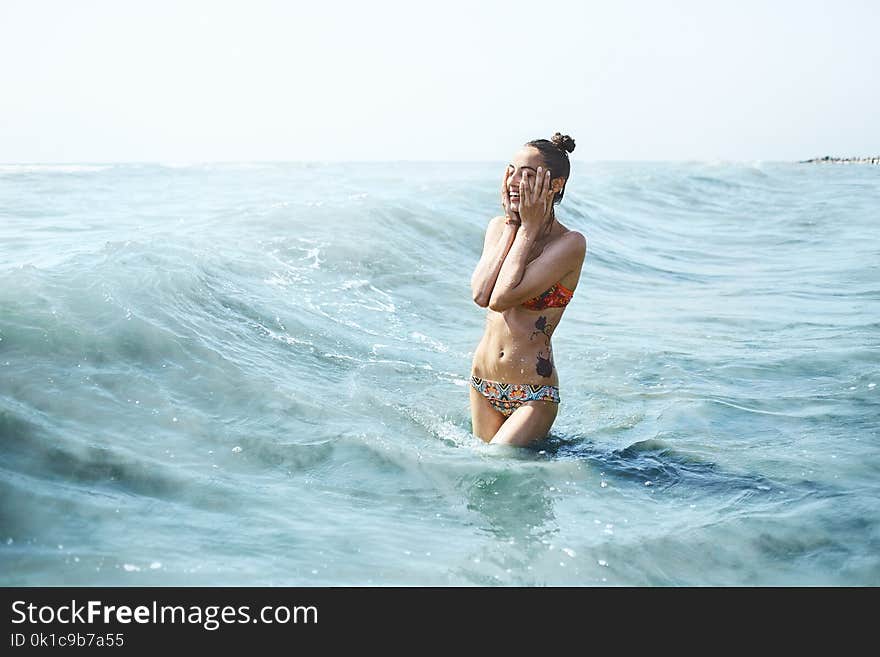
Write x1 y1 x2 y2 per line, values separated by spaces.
551 132 576 154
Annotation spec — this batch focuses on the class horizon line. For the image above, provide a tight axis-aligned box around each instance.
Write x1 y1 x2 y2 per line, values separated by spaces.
1 158 860 165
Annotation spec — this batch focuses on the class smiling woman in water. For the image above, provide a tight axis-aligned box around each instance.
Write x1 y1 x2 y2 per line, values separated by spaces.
469 132 587 447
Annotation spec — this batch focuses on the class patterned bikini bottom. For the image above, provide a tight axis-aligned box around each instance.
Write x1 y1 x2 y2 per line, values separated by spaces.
470 375 561 417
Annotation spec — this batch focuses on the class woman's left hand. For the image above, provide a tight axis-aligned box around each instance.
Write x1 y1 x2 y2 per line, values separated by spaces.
518 166 554 232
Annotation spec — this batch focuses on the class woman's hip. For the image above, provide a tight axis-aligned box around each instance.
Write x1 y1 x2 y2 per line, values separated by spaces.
469 374 561 403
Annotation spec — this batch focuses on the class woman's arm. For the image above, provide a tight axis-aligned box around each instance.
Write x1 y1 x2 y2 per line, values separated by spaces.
488 227 586 312
489 167 587 311
471 216 519 307
471 165 523 307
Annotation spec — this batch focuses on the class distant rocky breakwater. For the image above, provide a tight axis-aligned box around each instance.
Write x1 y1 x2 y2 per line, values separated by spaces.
802 156 880 164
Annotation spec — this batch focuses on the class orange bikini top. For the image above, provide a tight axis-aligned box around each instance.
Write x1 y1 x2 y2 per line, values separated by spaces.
521 281 574 311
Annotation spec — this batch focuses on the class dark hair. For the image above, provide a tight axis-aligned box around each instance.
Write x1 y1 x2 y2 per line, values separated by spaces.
525 132 576 205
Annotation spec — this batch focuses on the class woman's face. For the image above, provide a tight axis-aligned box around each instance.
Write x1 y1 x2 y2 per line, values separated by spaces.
506 146 561 212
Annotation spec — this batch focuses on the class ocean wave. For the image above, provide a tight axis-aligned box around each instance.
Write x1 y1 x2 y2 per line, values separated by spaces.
1 161 878 585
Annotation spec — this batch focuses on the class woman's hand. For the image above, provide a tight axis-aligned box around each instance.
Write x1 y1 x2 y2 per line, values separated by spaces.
501 165 520 224
518 166 554 232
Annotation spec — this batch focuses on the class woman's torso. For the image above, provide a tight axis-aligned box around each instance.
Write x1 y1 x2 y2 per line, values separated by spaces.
471 221 581 387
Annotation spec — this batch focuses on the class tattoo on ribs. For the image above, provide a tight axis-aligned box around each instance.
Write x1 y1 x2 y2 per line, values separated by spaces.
530 315 554 378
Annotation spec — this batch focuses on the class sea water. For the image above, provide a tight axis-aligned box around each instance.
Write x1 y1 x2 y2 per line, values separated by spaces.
0 161 877 585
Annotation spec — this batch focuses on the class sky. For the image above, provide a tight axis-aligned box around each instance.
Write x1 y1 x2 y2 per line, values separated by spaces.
1 0 878 162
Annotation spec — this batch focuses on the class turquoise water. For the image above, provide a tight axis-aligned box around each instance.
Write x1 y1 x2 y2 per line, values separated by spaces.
0 161 877 586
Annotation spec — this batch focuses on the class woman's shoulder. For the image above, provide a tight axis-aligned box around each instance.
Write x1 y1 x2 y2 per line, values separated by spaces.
554 226 588 257
553 229 587 290
483 215 505 230
527 227 587 272
484 215 508 240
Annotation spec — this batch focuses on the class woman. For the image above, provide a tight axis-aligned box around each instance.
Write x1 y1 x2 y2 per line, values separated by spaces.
469 132 587 447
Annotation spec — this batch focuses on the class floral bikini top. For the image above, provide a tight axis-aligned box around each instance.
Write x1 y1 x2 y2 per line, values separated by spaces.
521 281 575 311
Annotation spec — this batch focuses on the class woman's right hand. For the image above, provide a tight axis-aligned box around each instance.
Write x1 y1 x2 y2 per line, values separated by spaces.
501 165 520 225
